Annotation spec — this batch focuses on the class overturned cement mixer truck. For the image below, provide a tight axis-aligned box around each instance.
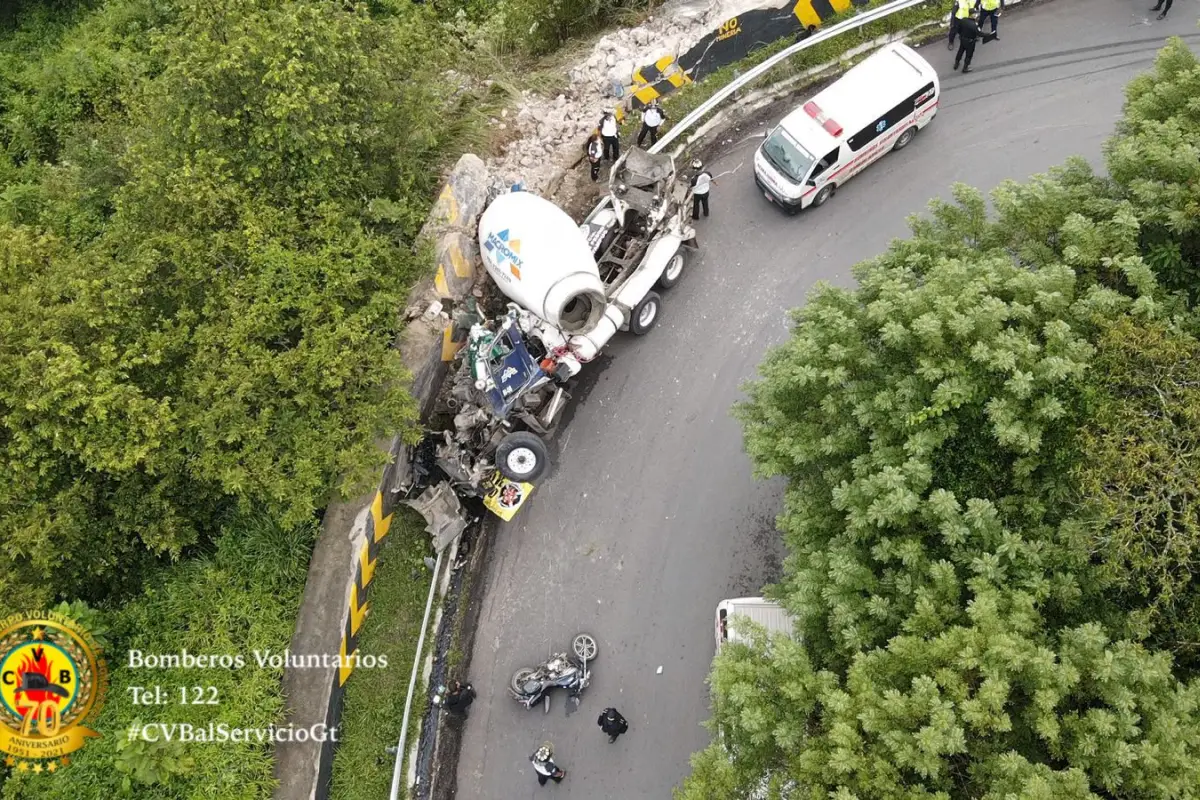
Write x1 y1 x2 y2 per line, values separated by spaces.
405 147 699 531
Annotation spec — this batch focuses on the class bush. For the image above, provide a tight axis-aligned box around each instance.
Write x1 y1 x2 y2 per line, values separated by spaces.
0 514 317 800
0 0 477 609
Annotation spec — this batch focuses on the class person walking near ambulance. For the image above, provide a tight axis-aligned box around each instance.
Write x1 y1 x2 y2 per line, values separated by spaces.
947 0 973 50
977 0 1003 39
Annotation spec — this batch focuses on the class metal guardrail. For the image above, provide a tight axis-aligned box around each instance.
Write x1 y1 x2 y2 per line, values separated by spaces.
649 0 933 155
388 547 445 800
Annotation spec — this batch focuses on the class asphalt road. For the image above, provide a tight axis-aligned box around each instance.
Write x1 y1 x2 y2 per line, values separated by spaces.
454 2 1200 797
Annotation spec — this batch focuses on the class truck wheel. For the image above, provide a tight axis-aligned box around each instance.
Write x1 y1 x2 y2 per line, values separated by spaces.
657 252 685 290
630 291 661 335
496 431 549 483
812 184 834 208
892 126 917 151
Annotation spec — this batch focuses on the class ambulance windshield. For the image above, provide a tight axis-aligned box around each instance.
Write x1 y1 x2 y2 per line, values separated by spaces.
761 128 815 184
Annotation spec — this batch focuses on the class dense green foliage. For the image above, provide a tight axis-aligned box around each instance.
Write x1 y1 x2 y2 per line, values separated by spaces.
1 514 316 800
433 0 659 56
0 0 492 611
679 38 1200 799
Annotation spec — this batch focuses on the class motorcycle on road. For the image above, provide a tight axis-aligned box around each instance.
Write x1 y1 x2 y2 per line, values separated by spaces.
509 633 598 713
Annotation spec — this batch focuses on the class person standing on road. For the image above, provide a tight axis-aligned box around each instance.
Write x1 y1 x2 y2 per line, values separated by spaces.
531 743 566 786
954 13 980 73
1150 0 1172 19
597 707 629 743
599 111 620 162
948 0 973 50
585 132 605 182
442 680 476 717
977 0 1002 38
637 100 666 147
690 158 713 220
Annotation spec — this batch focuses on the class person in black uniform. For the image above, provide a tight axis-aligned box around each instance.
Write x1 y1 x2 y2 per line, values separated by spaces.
597 707 629 743
954 13 980 74
1150 0 1172 19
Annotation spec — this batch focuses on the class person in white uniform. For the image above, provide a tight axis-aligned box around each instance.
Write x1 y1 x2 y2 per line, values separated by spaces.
637 100 666 147
530 743 566 786
690 157 713 220
598 111 620 162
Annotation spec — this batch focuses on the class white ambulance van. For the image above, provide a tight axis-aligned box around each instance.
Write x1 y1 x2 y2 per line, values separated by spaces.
754 41 940 214
714 597 797 653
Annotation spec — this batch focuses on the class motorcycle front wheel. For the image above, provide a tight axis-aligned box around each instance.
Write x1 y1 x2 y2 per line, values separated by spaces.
572 633 598 661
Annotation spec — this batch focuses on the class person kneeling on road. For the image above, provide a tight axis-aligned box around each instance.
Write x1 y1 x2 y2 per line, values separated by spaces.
441 680 476 717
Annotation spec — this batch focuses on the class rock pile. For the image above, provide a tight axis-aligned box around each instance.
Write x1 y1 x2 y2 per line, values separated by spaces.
483 0 782 196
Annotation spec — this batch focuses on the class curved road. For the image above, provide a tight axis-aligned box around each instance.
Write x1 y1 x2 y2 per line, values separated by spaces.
455 1 1200 797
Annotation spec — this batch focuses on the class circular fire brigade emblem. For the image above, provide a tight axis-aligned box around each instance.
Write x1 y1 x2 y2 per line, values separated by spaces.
498 481 525 509
0 612 108 773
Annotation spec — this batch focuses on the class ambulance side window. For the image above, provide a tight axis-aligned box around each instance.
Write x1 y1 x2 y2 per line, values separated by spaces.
848 92 921 152
808 147 841 182
913 81 937 108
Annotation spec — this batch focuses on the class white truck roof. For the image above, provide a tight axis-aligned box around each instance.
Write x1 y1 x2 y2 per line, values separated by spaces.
715 597 796 650
778 42 936 152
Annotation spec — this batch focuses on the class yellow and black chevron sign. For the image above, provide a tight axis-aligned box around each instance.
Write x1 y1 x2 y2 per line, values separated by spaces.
617 0 863 114
338 490 394 686
793 0 857 29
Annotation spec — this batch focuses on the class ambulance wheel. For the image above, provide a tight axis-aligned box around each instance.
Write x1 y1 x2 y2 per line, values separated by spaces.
657 252 685 290
812 184 834 208
893 126 918 151
496 432 548 483
630 292 661 335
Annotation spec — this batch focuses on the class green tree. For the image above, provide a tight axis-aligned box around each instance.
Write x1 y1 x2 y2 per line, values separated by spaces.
0 0 465 608
682 598 1200 799
686 115 1200 795
1106 37 1200 305
735 179 1156 667
1071 317 1200 669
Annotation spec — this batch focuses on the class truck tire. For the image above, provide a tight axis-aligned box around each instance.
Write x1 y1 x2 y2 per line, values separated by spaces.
892 126 917 152
657 252 685 290
496 431 549 483
812 184 834 208
629 291 661 335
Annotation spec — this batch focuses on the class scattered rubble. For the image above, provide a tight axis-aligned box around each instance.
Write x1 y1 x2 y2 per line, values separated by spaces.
483 0 781 198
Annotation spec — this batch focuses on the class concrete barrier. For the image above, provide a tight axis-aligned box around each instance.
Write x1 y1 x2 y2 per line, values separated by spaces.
273 154 494 800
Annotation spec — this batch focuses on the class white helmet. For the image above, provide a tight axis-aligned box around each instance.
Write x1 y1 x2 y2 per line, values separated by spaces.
691 158 703 170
